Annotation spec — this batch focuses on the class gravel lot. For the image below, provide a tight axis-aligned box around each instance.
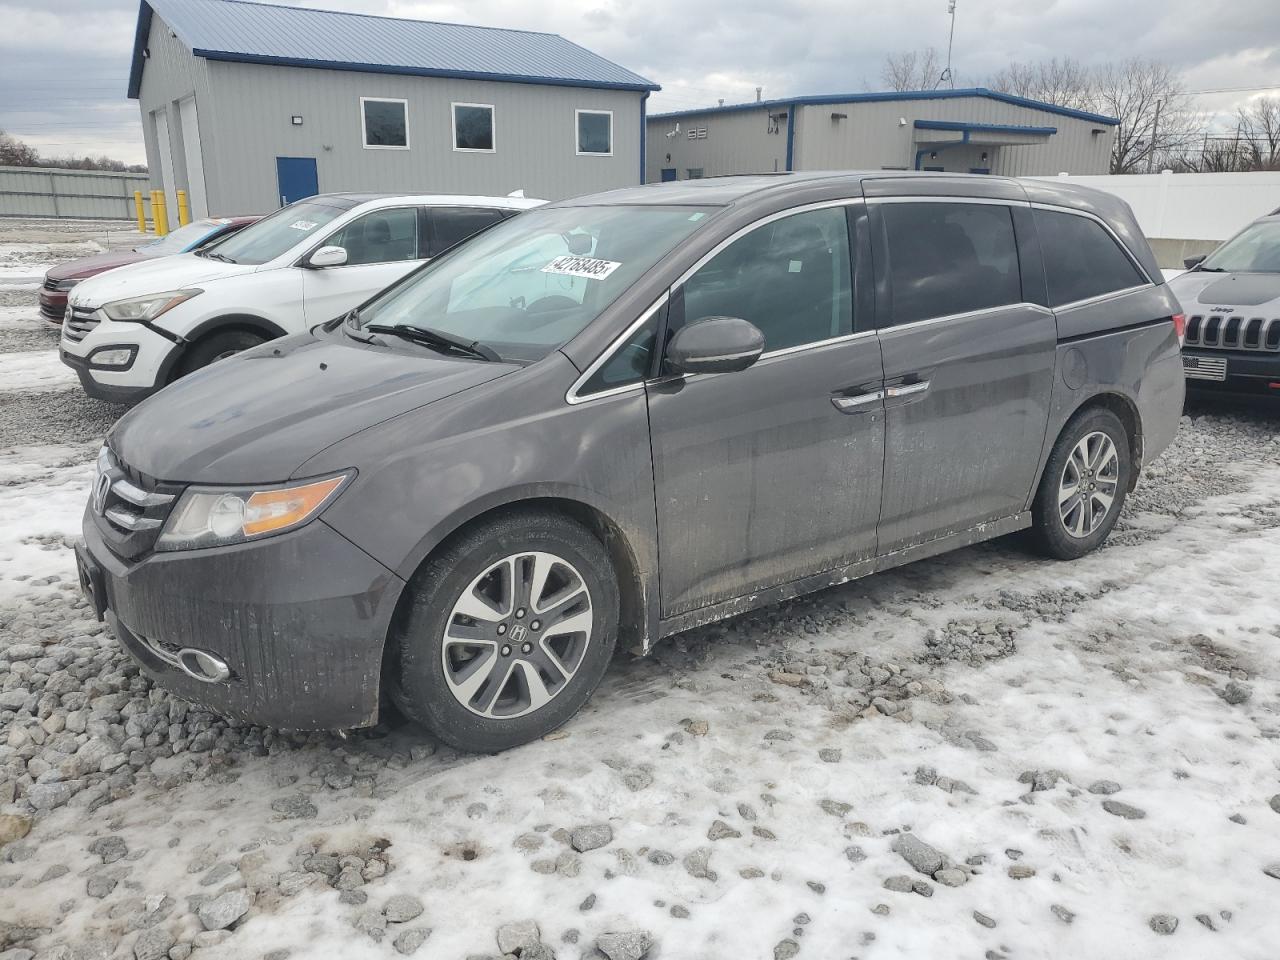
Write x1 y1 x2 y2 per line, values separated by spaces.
2 218 1280 960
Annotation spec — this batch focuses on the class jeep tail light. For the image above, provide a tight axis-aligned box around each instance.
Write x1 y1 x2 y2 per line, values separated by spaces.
1171 313 1186 345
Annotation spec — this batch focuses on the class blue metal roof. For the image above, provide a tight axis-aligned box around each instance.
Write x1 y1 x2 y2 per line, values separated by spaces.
129 0 659 99
650 88 1119 126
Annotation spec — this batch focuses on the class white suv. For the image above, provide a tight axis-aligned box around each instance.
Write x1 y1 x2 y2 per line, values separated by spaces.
60 192 544 402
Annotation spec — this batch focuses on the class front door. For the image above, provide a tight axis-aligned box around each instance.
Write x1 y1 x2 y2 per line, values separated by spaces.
301 206 427 323
276 157 319 206
870 197 1055 551
647 204 885 618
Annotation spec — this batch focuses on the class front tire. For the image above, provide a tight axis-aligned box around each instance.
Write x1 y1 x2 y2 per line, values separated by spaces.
177 329 266 378
391 510 619 752
1031 407 1132 560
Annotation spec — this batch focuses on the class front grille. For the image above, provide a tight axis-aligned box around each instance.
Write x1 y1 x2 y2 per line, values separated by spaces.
95 448 183 559
1184 313 1280 352
43 277 59 292
39 300 64 322
63 306 100 343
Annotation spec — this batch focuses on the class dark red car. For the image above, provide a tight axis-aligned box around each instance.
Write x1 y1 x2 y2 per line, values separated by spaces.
39 216 258 323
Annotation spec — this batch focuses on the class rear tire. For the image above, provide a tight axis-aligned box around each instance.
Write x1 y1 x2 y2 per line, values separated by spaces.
177 329 266 378
390 509 619 753
1031 407 1132 560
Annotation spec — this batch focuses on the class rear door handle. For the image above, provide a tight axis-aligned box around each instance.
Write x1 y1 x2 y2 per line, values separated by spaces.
885 379 930 398
831 389 884 413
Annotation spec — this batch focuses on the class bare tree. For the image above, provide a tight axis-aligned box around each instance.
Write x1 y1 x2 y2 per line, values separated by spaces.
1091 59 1197 173
0 129 40 167
987 58 1094 110
1237 96 1280 170
881 48 947 92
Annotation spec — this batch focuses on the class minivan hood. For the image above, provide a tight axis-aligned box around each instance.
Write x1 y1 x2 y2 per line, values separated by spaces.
47 249 150 282
109 332 516 483
1168 271 1280 311
68 252 254 308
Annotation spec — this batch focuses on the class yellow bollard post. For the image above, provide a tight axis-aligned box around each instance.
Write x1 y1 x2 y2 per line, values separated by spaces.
148 191 159 233
134 191 146 233
176 189 190 226
155 192 169 236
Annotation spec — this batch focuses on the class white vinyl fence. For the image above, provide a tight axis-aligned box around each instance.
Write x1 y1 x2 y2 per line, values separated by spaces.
1032 171 1280 267
0 165 150 220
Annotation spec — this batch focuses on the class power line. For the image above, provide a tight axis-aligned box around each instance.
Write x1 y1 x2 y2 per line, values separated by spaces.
1186 83 1280 95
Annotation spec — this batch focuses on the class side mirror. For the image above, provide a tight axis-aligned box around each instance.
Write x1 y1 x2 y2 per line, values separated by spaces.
1183 254 1207 270
666 316 765 376
306 245 348 268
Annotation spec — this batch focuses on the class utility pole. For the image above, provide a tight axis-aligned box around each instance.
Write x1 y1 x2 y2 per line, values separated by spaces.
940 0 958 90
1147 97 1163 173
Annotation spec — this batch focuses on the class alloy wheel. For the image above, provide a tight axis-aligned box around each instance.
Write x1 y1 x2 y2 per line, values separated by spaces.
1058 430 1120 539
441 551 594 719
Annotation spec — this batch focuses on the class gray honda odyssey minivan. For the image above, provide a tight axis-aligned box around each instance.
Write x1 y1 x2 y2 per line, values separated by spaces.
77 172 1185 752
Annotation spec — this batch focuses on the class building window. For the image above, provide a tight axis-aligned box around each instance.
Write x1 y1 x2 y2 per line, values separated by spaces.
361 97 408 150
576 110 613 156
686 168 704 179
452 103 495 152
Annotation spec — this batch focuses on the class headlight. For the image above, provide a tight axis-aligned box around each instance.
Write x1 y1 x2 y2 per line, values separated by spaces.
155 473 351 551
102 289 202 323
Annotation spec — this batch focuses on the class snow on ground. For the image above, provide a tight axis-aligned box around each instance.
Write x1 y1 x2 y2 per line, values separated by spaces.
1 220 1280 960
0 351 78 395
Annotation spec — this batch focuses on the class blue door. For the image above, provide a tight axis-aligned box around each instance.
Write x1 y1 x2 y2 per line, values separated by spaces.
275 157 318 206
660 168 677 182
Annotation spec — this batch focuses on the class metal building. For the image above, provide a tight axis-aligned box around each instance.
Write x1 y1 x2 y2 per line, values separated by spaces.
128 0 658 225
647 90 1118 182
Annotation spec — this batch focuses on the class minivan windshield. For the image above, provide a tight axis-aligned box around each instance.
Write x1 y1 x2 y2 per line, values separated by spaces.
1199 220 1280 273
137 218 226 255
355 205 711 363
200 199 351 266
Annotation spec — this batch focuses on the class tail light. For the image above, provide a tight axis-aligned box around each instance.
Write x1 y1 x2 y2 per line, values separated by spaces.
1171 313 1186 345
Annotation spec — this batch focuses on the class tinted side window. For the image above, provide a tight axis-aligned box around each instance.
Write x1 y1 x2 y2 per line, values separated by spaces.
881 202 1021 326
1034 209 1146 307
581 314 658 395
429 207 509 257
672 206 853 352
327 208 419 266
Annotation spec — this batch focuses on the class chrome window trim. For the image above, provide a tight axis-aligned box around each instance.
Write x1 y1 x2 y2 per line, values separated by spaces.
1048 283 1152 313
879 302 1055 335
1028 201 1156 286
565 293 668 405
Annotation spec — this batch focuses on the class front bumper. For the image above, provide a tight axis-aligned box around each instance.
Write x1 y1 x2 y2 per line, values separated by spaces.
60 311 177 403
1183 349 1280 399
39 290 67 323
79 508 406 731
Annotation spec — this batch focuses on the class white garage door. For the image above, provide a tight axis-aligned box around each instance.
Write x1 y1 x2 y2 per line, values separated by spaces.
178 96 208 219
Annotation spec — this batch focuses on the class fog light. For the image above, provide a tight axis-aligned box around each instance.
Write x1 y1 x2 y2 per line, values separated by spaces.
87 345 137 369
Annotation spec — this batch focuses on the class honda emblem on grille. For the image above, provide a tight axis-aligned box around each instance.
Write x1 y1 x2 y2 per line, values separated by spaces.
92 472 112 516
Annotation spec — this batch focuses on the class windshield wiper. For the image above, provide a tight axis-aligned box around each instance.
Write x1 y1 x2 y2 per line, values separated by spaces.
199 250 237 263
364 323 500 362
1195 266 1226 272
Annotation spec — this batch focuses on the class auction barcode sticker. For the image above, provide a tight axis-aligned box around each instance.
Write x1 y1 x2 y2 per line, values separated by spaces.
290 220 318 231
541 255 621 281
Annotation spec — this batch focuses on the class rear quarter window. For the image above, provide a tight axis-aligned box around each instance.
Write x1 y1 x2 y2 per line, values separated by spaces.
1034 209 1147 307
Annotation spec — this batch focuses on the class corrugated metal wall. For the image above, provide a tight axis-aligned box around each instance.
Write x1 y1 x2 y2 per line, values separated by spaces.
647 96 1115 180
137 10 216 226
199 60 644 210
0 166 150 219
646 106 789 182
796 97 1113 175
137 10 646 214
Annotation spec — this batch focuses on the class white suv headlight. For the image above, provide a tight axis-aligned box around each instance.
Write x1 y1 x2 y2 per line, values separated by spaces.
101 289 202 322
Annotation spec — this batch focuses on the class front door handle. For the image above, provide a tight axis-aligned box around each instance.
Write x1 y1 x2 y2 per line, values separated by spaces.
832 390 884 413
885 379 931 399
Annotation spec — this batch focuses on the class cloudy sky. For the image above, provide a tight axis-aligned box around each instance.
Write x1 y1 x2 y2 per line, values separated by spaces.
2 0 1277 165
